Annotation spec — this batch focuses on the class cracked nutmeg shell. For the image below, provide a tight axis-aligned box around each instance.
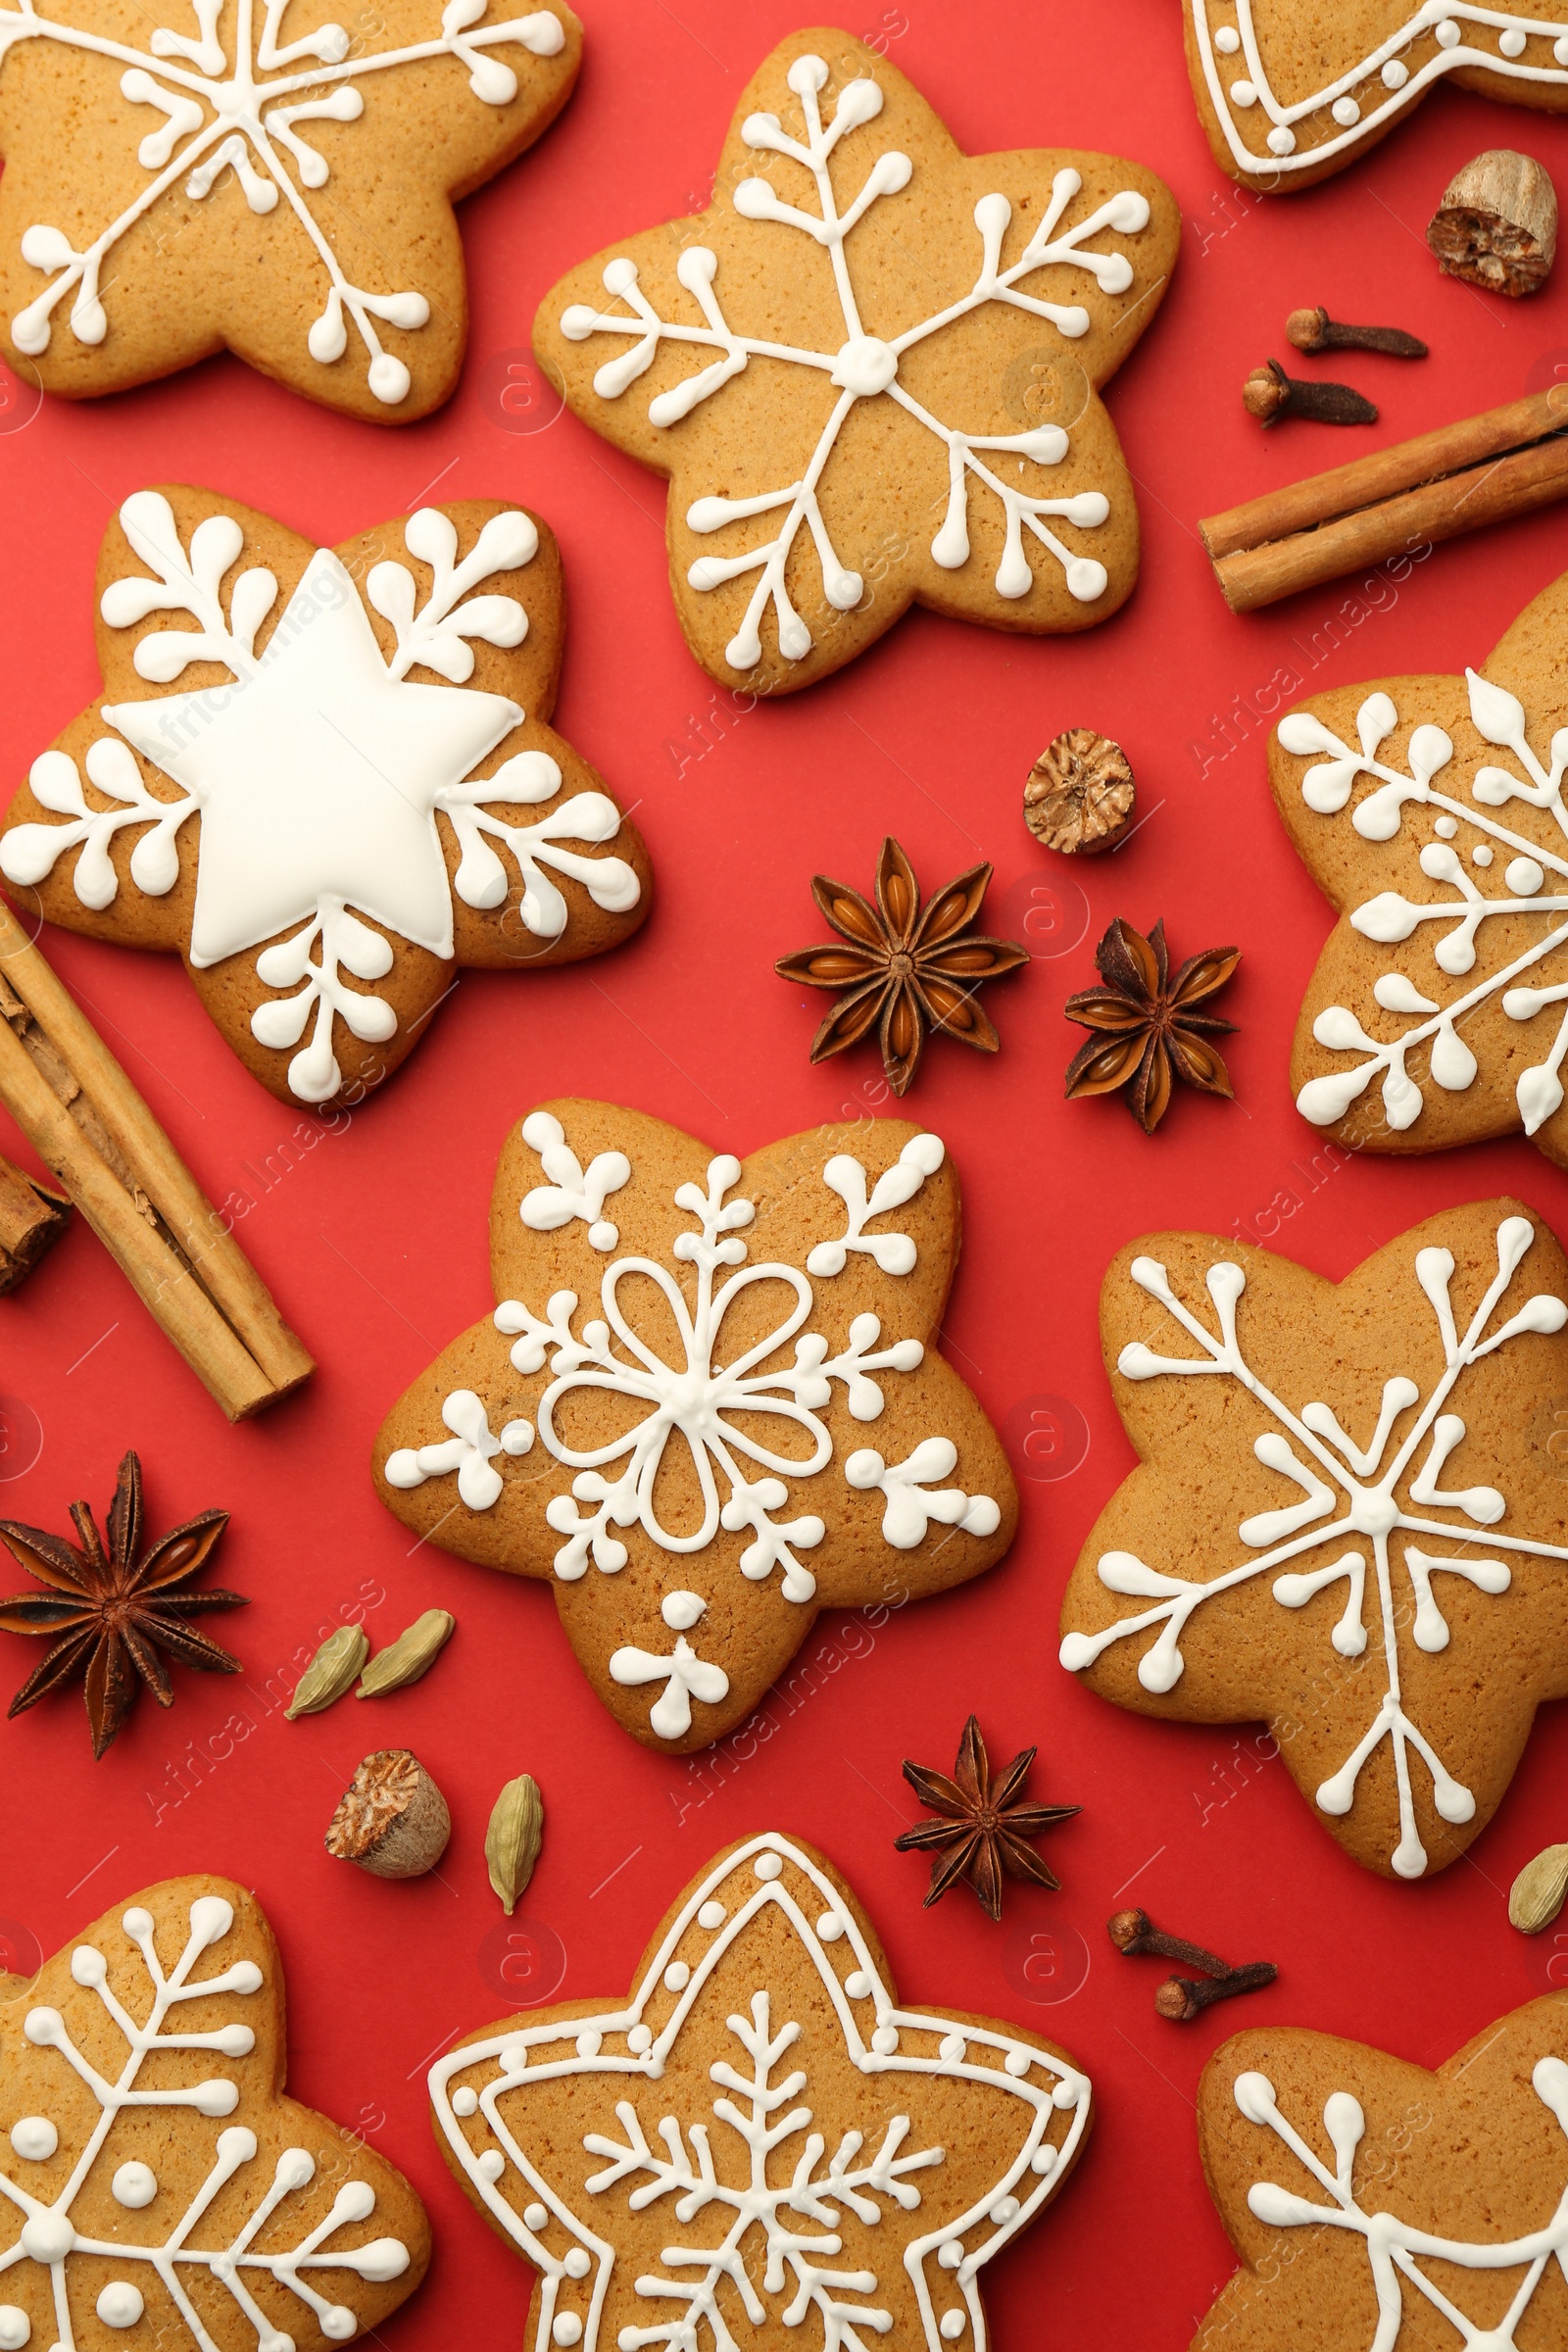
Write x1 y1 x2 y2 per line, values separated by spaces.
1428 150 1558 295
1023 729 1136 856
325 1748 451 1879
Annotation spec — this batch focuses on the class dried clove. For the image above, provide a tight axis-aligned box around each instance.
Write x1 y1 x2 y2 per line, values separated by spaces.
1106 1907 1231 1977
1244 358 1378 427
1286 306 1427 359
1154 1963 1278 2022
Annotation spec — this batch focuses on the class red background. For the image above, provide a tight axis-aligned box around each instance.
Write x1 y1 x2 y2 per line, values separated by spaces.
2 2 1568 2343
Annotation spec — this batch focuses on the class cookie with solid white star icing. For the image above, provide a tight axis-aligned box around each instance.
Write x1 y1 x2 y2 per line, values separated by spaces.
1058 1199 1568 1879
0 0 580 417
372 1101 1017 1751
533 26 1178 695
0 487 650 1109
429 1832 1093 2352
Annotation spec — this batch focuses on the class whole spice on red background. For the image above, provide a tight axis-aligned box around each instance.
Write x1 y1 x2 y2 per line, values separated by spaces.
1428 149 1558 295
1243 358 1377 426
1107 1906 1277 2024
1285 307 1427 359
326 1749 451 1879
1064 917 1240 1134
0 1450 242 1756
1023 729 1136 855
894 1713 1080 1920
775 837 1027 1095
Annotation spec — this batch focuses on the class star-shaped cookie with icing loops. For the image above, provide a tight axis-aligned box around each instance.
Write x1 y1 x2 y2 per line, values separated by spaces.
373 1102 1017 1751
0 0 580 417
430 1834 1092 2352
533 27 1178 694
0 487 650 1109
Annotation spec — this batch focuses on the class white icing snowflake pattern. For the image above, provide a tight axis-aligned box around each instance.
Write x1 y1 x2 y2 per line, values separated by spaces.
557 52 1152 674
0 1893 411 2352
1280 675 1568 1145
1191 1 1568 178
1058 1213 1568 1877
0 492 641 1104
429 1834 1092 2352
1 0 565 402
1229 2058 1568 2348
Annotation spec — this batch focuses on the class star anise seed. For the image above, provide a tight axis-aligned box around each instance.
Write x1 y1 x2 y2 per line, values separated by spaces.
776 836 1028 1096
894 1713 1080 1921
0 1449 244 1758
1063 916 1240 1134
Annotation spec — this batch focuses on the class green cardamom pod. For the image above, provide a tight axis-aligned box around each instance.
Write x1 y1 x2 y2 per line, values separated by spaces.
485 1774 544 1916
1509 1841 1568 1935
357 1608 456 1699
285 1624 369 1720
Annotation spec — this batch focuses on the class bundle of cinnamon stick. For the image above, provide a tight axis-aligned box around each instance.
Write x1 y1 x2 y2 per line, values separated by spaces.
0 898 313 1418
1201 384 1568 612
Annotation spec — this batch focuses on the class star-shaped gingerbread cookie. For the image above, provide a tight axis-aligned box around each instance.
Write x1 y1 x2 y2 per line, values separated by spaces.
373 1102 1017 1750
0 0 579 416
1270 568 1568 1166
0 1873 429 2351
0 487 650 1110
1194 1997 1568 2350
1058 1199 1568 1879
533 26 1178 694
1186 1 1568 192
430 1833 1093 2352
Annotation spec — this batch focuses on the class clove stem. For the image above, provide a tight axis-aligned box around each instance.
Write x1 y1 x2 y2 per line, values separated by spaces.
1106 1907 1232 1978
1287 306 1428 359
1155 1962 1278 2022
1244 358 1379 427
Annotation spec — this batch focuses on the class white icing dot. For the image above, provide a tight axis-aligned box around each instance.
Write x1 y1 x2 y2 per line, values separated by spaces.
71 1947 106 1986
451 2087 479 2119
111 2160 157 2207
1053 2078 1081 2108
9 2117 56 2161
1213 24 1240 51
1507 856 1545 895
941 2316 966 2341
662 1962 690 1992
121 1908 153 1939
1383 57 1409 85
1472 844 1494 866
1032 2142 1058 2175
816 1912 844 1941
1331 96 1360 124
1004 2050 1031 2078
660 1591 706 1632
1499 26 1527 54
697 1902 726 1932
1435 17 1460 44
990 2196 1020 2224
627 2025 653 2055
477 2150 505 2182
553 2322 582 2347
1557 36 1568 65
587 1220 617 1252
845 1971 872 1998
1433 814 1457 838
564 2249 591 2279
1267 125 1298 154
871 2024 899 2055
523 2203 549 2231
575 2030 602 2059
939 2239 963 2270
754 1851 783 1882
0 2310 27 2350
939 2033 965 2062
96 2284 144 2329
1229 77 1257 105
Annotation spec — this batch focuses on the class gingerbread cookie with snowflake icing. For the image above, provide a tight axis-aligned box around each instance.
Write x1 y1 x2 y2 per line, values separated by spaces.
0 1872 429 2352
0 0 578 416
373 1102 1017 1750
532 28 1178 695
430 1832 1092 2352
1186 1 1568 192
1058 1200 1568 1879
1270 567 1568 1165
1193 1996 1568 2350
0 487 649 1109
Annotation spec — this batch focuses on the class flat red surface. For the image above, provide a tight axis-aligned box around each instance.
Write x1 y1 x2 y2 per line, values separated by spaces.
3 3 1568 2344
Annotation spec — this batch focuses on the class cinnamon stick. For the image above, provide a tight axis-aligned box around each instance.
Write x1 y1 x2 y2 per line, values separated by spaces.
1200 385 1568 612
0 898 314 1418
0 1154 69 1291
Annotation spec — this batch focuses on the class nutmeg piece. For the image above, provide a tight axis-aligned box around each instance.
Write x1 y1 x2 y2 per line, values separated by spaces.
1428 150 1558 295
1024 729 1135 856
325 1748 451 1879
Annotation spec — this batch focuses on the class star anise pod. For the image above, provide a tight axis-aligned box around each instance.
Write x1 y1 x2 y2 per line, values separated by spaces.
894 1713 1080 1921
0 1450 244 1757
1063 916 1240 1133
775 836 1028 1096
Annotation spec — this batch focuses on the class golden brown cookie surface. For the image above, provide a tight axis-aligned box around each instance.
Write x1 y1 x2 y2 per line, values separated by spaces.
0 488 650 1110
534 27 1178 694
430 1832 1092 2352
374 1102 1018 1750
0 1873 430 2351
1058 1200 1568 1879
0 0 580 416
1193 1996 1568 2348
